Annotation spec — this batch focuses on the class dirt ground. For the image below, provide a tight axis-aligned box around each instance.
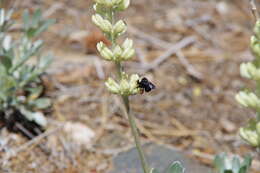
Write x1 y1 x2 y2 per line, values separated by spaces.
1 0 260 173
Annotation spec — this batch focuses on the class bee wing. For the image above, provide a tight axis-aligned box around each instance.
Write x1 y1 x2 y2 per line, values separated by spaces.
149 82 156 89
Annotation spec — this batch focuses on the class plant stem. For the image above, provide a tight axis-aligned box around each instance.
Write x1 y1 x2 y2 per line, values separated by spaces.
107 7 150 173
122 95 150 173
116 61 122 79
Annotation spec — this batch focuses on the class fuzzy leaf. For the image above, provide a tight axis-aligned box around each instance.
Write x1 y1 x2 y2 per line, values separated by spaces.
239 155 252 173
32 9 42 27
0 56 12 71
22 10 30 31
232 156 240 173
38 54 53 71
165 161 185 173
20 107 47 127
27 86 43 100
33 98 51 109
214 153 226 173
34 19 55 37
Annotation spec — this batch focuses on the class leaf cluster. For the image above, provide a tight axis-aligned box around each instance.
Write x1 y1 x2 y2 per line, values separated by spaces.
0 8 54 127
150 161 185 173
214 153 252 173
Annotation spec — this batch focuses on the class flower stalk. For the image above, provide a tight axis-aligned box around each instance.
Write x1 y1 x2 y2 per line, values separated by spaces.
236 12 260 147
92 0 151 173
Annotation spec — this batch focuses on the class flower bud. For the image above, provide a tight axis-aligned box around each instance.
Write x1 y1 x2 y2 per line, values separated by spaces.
97 42 113 60
122 38 133 49
116 0 130 11
240 62 260 80
101 19 113 33
113 20 127 35
113 45 123 59
105 74 140 96
92 14 112 33
105 78 120 94
236 91 260 109
92 14 103 27
120 78 130 94
240 127 260 147
122 47 135 60
129 74 140 94
112 0 123 5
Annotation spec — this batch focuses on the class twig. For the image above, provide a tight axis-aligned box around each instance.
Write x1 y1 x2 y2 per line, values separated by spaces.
128 25 172 49
143 36 196 72
43 3 64 18
250 0 259 21
176 51 204 80
94 58 105 79
2 125 63 162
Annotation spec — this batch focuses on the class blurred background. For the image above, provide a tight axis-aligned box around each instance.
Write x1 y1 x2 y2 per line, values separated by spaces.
1 0 260 173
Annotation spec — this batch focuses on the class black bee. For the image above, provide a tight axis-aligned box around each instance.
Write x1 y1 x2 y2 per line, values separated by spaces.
137 77 156 93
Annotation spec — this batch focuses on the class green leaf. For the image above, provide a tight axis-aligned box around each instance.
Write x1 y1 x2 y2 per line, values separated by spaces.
0 56 12 71
239 155 252 173
38 54 53 71
32 9 42 27
19 107 47 127
214 153 226 173
27 86 43 99
232 156 240 173
22 10 30 31
150 168 160 173
34 19 55 37
165 161 185 173
33 98 51 109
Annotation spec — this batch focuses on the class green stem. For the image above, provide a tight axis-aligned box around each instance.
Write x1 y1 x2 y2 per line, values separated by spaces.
116 61 122 79
106 7 150 173
122 95 150 173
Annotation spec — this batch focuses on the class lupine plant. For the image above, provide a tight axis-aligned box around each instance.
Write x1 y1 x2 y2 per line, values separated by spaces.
214 153 252 173
235 19 260 147
92 0 184 173
0 8 54 130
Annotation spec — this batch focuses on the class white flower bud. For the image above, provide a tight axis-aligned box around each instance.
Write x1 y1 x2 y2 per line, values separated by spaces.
92 14 112 33
240 63 253 79
122 38 133 49
240 62 260 80
113 45 123 59
113 20 127 35
105 78 120 94
129 74 140 94
240 127 260 147
97 42 113 60
122 48 135 60
120 78 130 94
116 0 130 11
101 19 113 33
92 14 103 27
236 91 260 109
105 74 140 95
112 0 123 5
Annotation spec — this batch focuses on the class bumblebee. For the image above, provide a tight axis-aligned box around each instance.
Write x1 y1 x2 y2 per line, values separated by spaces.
137 77 155 93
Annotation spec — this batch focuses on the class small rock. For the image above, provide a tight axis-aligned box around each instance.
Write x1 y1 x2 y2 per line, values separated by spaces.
64 122 95 146
220 118 236 133
109 143 212 173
